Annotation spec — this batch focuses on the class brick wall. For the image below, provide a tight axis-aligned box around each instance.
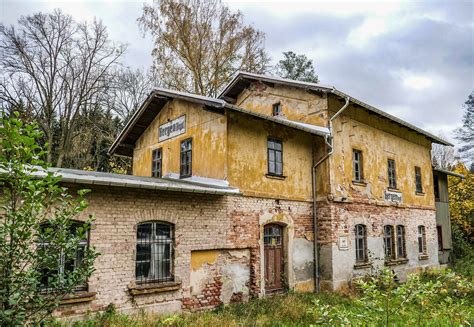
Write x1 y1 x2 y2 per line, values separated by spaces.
317 199 439 291
55 184 314 318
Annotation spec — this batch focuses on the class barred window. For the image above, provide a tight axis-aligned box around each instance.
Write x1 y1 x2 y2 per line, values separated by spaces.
37 221 89 292
268 138 283 176
383 225 395 259
415 166 423 193
388 159 397 189
152 148 162 178
353 150 363 182
396 225 406 258
355 224 367 263
136 222 173 284
180 138 192 178
418 225 427 254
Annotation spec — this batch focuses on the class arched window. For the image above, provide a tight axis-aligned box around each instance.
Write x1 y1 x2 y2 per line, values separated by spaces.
136 221 174 284
383 225 394 259
37 221 89 291
396 225 406 258
355 224 367 263
418 225 427 254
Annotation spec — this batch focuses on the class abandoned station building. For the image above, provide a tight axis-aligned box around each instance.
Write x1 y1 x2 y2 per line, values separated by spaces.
52 72 459 317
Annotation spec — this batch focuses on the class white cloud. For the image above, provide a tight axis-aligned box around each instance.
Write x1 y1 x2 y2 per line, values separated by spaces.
402 75 433 90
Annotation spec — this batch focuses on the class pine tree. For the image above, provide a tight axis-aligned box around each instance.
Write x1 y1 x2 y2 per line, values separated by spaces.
456 92 474 164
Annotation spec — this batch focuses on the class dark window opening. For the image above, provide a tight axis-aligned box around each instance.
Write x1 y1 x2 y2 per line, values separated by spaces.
268 138 283 176
434 175 440 201
136 221 174 284
418 225 427 254
152 148 162 178
437 226 443 251
383 225 394 259
37 221 89 292
355 224 367 263
272 103 282 116
415 166 423 193
353 150 363 182
388 159 397 189
180 138 192 178
396 225 406 258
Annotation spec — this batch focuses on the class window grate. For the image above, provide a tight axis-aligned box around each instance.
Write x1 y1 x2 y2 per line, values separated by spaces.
136 222 173 284
37 221 89 292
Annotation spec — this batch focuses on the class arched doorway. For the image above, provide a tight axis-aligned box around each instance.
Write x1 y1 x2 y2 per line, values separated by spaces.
264 224 284 293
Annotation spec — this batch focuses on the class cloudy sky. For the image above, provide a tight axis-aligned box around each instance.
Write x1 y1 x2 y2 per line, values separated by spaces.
1 0 473 146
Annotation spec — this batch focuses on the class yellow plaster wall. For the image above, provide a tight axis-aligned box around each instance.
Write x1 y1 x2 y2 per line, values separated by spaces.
133 99 227 179
236 82 329 127
226 111 317 201
328 97 435 207
190 250 219 271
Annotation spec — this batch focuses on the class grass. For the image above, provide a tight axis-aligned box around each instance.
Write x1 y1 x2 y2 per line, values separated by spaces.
49 288 473 327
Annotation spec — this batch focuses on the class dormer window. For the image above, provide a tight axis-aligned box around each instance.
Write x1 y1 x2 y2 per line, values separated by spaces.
272 103 282 116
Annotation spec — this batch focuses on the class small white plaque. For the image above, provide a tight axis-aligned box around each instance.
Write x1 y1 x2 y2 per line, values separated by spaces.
159 115 186 142
384 190 402 203
339 236 349 250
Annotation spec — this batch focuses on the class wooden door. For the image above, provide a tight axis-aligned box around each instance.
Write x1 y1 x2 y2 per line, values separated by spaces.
264 224 283 293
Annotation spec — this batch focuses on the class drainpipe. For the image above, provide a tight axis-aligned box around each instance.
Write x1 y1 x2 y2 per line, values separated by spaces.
313 95 350 293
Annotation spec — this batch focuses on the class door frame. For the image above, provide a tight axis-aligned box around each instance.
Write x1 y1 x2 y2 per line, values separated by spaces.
263 223 285 293
261 221 290 295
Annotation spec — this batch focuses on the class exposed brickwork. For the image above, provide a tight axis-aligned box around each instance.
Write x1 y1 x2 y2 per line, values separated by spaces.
54 185 314 318
183 276 223 311
316 198 439 290
53 183 439 318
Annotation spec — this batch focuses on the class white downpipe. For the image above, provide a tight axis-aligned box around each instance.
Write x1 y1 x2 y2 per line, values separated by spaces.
312 95 350 293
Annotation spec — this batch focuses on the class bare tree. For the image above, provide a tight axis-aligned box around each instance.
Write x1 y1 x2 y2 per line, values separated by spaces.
138 0 270 97
432 143 458 169
107 67 156 122
0 10 126 167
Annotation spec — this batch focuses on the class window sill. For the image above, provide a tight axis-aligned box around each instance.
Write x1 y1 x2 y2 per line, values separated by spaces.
352 180 367 186
354 262 372 269
415 192 425 196
385 258 409 266
418 254 429 261
128 281 181 296
265 174 286 180
60 291 96 305
387 188 400 192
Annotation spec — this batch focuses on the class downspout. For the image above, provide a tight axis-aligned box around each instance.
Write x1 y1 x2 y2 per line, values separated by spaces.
313 95 350 293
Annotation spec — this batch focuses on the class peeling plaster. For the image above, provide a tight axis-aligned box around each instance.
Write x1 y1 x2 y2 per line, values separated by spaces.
190 250 219 271
221 263 250 303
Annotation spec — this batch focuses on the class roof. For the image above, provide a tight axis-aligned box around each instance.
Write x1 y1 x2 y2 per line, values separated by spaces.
219 71 452 146
4 167 241 195
433 167 465 179
109 88 329 156
225 103 329 137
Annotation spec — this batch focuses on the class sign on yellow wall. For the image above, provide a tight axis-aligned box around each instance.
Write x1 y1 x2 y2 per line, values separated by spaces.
159 115 186 142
